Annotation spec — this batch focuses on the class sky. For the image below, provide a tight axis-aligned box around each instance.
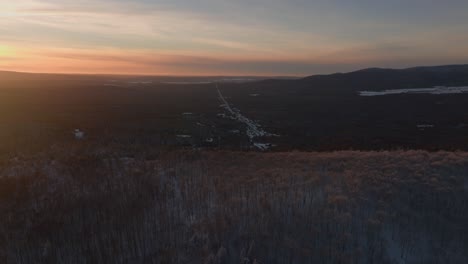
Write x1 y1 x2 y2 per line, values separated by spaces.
1 0 468 76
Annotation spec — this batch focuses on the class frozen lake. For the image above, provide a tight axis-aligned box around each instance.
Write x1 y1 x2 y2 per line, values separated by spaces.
359 86 468 96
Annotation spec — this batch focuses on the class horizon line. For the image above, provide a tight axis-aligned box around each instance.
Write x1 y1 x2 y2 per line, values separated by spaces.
1 63 468 78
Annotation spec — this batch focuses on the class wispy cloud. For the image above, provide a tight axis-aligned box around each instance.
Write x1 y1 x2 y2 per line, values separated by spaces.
1 0 468 75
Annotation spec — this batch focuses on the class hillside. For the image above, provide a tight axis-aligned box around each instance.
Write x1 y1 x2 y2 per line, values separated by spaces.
247 64 468 94
1 146 467 263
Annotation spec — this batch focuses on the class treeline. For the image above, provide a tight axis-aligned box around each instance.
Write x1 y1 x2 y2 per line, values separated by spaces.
0 147 467 263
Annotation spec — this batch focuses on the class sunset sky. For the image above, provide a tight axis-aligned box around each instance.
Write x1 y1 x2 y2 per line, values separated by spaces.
1 0 468 76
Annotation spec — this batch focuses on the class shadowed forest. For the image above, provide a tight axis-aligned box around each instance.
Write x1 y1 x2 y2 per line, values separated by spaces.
2 65 468 154
1 144 467 263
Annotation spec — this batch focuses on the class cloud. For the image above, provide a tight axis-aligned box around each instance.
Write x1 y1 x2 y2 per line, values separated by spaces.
0 46 355 76
1 0 468 75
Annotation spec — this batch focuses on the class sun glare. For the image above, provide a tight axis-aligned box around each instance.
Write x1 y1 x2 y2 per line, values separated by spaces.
0 45 14 57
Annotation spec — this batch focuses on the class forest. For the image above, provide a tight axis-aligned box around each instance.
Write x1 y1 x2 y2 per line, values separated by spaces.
1 143 467 263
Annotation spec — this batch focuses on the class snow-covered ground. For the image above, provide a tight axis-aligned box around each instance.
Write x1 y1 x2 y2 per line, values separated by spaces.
74 129 85 139
253 143 275 151
359 86 468 96
217 85 278 150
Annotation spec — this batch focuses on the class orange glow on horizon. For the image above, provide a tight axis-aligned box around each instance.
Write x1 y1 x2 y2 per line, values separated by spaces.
0 45 15 57
0 45 321 76
1 1 468 76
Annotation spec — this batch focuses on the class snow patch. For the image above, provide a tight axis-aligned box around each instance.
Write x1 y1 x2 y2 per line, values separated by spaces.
253 143 273 151
74 129 85 140
359 86 468 96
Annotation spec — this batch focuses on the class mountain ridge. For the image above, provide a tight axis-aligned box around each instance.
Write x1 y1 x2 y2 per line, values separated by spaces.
292 64 468 92
2 64 468 79
2 64 468 92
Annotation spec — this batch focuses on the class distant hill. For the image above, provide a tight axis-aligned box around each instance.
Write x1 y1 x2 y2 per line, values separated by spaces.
2 64 468 91
297 64 468 93
0 70 36 80
247 64 468 94
0 71 100 81
0 70 282 83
